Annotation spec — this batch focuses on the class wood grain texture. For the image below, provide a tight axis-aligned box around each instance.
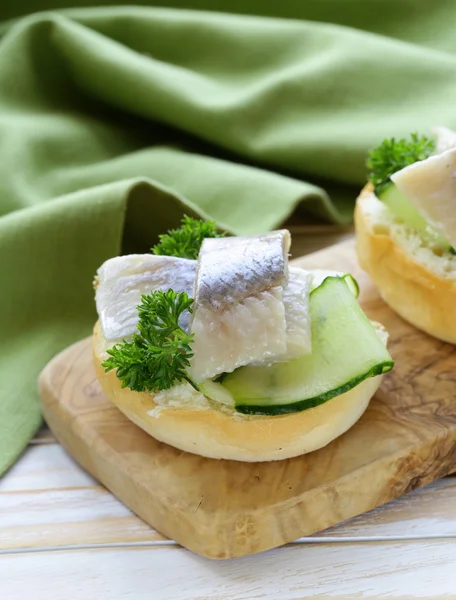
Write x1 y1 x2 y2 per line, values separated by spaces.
2 541 456 600
30 427 56 445
37 239 456 559
2 444 456 599
0 444 96 493
1 443 456 551
0 486 166 550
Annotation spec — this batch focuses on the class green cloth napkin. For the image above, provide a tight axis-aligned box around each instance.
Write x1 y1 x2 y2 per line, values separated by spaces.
2 2 456 476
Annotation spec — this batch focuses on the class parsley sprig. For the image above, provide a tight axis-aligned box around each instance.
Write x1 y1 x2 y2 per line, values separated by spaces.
102 290 195 393
367 133 436 196
152 215 224 260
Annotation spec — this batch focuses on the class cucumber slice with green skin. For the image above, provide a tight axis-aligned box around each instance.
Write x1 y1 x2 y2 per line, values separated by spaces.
311 270 359 297
341 273 359 297
199 276 393 416
379 184 454 253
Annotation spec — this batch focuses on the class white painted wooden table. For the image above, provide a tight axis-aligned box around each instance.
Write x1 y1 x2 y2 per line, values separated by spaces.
1 227 455 599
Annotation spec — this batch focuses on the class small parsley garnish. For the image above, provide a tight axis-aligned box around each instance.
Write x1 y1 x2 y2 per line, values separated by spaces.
102 289 195 393
367 133 436 196
152 215 225 260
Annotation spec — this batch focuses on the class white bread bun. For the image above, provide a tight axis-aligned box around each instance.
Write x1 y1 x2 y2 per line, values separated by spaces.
93 320 386 462
355 184 456 344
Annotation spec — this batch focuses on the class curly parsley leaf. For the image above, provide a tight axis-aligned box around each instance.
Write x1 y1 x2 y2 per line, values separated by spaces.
102 290 195 393
367 133 436 196
151 215 225 260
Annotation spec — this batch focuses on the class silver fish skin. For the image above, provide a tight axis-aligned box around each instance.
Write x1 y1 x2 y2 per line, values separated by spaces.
95 254 196 342
188 230 291 382
194 230 291 311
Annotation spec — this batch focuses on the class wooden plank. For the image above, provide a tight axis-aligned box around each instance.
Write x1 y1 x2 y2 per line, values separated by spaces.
322 475 456 539
2 444 456 552
30 427 57 445
1 477 456 551
0 445 95 492
0 487 165 550
1 540 455 599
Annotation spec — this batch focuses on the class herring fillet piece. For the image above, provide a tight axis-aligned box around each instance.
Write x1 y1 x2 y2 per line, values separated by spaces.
188 231 291 382
251 266 313 365
95 254 196 342
391 147 456 249
432 125 456 153
282 267 312 359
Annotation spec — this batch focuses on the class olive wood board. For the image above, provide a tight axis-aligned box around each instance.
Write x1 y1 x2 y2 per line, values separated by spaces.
38 239 456 559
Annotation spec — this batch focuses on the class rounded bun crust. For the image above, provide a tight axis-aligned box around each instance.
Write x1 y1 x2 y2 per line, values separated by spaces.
93 321 382 462
355 184 456 344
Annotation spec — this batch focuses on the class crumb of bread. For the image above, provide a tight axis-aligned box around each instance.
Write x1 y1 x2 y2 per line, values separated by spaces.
362 193 456 278
148 381 247 417
151 382 211 411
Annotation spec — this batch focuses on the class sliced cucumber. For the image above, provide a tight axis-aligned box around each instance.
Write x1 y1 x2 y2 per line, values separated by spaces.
200 276 393 416
197 378 235 407
379 184 454 252
311 270 359 297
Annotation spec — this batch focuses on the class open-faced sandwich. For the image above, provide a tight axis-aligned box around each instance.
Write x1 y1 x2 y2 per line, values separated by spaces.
356 126 456 343
92 217 393 462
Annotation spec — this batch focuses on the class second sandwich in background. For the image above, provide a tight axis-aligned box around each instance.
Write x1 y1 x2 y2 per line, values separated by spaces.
355 126 456 344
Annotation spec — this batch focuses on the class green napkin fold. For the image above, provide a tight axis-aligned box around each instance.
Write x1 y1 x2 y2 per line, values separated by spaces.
2 2 456 476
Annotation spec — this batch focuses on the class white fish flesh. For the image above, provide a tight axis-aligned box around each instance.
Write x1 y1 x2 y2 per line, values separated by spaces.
281 267 312 359
188 231 292 382
250 266 313 366
432 125 456 153
95 254 196 342
391 148 456 249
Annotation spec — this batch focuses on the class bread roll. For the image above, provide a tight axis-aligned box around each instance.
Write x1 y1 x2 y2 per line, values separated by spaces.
93 320 386 462
355 184 456 343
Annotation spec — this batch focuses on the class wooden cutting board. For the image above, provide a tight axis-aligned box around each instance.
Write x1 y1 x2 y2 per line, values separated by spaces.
38 239 456 560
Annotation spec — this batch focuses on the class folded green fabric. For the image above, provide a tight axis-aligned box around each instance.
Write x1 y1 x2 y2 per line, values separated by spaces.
2 3 456 476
